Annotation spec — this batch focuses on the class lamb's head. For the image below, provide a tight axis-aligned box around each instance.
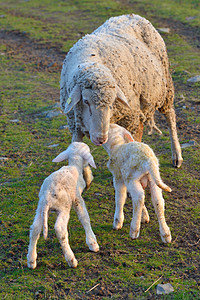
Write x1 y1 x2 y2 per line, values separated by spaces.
52 142 96 169
103 123 135 154
64 63 132 146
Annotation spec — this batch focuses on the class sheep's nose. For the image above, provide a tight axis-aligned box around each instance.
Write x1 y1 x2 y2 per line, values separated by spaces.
97 136 108 145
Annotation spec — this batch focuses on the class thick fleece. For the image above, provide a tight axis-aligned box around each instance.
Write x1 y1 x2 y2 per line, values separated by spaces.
60 14 183 167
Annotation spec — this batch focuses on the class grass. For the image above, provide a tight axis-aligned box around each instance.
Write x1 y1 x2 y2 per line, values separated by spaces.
0 0 200 299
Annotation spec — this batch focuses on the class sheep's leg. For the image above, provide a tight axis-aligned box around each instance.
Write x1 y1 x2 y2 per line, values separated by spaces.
27 210 42 269
164 109 183 168
73 197 99 252
55 212 78 268
113 178 127 230
127 180 145 239
83 165 94 190
149 180 172 243
71 127 93 190
134 121 144 142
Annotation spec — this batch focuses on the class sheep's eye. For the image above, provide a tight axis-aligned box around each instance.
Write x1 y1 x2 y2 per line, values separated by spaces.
84 99 89 105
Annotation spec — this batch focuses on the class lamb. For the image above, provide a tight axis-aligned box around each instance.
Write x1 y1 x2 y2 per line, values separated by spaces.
27 142 99 269
102 124 172 243
60 14 183 168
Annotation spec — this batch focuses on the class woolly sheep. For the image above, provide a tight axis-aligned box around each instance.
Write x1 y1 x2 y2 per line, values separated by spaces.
103 124 172 243
60 14 183 168
27 142 99 269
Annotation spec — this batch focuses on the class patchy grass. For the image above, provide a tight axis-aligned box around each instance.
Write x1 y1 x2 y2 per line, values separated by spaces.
0 0 199 299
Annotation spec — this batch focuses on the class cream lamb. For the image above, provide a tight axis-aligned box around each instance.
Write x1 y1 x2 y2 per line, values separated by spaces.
103 124 172 243
27 142 99 269
60 14 182 168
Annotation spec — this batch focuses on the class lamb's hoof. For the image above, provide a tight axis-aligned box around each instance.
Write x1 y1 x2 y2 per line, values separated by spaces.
172 158 183 168
27 259 37 269
141 213 150 224
67 256 78 268
113 218 123 230
130 229 140 239
161 232 172 243
88 241 99 253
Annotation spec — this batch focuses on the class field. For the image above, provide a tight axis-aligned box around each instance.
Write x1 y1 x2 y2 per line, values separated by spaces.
0 0 199 299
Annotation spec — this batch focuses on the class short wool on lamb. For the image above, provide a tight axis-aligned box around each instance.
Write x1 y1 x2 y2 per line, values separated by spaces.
103 124 172 243
27 142 99 269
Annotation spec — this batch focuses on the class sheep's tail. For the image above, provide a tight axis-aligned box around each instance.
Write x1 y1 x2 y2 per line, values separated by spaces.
42 204 49 240
149 162 172 193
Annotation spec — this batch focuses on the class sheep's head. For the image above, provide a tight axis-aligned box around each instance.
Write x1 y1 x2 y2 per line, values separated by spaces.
64 63 132 146
52 142 96 169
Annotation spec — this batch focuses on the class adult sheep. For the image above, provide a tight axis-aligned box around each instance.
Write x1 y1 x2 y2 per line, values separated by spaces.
60 14 183 168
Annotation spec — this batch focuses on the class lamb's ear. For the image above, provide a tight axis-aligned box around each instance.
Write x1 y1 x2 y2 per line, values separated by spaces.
116 86 132 110
123 128 134 143
64 84 81 114
52 150 69 162
88 156 97 169
83 152 97 169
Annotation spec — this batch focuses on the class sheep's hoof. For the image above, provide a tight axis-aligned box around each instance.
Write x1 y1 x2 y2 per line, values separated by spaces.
67 257 78 268
172 158 183 168
88 241 99 252
129 229 140 239
27 259 37 269
161 232 172 243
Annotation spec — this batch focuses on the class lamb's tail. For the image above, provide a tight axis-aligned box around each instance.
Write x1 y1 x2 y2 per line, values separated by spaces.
42 204 49 240
149 162 172 193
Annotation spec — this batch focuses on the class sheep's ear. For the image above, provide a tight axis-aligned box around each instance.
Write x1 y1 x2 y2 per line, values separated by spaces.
123 128 134 143
64 84 81 114
116 86 132 110
52 150 69 162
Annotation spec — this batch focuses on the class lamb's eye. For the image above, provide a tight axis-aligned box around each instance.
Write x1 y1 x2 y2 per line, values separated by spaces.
84 99 89 105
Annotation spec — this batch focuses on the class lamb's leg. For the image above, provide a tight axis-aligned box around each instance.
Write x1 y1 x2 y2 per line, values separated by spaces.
149 180 172 243
113 178 127 230
27 210 42 269
73 197 99 252
55 212 78 268
127 180 145 239
140 175 150 224
141 205 150 224
164 109 183 168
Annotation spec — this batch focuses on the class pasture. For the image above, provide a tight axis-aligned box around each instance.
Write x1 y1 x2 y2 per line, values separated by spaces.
0 0 199 298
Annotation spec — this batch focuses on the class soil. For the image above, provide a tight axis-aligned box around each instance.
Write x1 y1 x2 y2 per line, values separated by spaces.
0 2 199 299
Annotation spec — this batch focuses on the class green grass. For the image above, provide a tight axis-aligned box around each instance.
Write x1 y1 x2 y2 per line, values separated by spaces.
129 0 200 26
0 0 200 299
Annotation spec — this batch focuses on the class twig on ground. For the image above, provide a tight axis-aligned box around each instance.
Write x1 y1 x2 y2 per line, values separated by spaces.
188 239 200 246
86 283 100 293
144 275 163 293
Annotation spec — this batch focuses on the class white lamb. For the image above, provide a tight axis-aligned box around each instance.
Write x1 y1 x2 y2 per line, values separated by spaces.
103 124 172 243
27 142 99 269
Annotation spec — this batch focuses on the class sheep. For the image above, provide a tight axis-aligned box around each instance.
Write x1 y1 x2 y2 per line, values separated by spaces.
60 14 183 168
27 142 99 269
102 123 172 243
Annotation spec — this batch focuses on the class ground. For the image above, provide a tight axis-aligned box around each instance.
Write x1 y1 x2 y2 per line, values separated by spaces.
0 0 199 299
